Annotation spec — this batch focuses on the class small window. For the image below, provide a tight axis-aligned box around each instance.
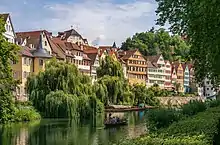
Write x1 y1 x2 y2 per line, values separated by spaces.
23 71 27 78
39 59 44 66
45 41 47 46
207 88 209 90
12 60 16 64
207 81 210 85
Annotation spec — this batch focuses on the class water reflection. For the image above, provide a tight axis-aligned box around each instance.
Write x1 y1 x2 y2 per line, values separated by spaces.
0 111 147 145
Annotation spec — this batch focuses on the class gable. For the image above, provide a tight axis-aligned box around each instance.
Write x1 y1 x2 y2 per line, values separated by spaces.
134 50 141 56
5 15 16 37
178 64 183 70
157 55 165 64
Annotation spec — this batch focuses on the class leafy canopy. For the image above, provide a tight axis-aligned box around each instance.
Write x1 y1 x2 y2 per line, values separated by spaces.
121 28 190 61
156 0 220 87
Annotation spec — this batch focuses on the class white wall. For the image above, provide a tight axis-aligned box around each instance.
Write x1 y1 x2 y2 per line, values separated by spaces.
3 16 16 43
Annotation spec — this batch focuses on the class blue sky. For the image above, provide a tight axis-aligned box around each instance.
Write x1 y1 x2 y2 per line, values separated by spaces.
0 0 164 46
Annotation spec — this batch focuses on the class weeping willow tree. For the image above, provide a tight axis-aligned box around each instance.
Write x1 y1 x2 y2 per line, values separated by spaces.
27 59 104 119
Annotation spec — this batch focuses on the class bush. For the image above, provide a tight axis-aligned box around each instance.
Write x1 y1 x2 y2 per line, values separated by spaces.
14 106 41 122
115 135 208 145
206 99 220 108
181 100 207 117
159 106 220 144
147 108 182 131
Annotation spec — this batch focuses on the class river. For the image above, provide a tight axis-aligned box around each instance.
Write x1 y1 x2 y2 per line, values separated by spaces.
0 111 148 145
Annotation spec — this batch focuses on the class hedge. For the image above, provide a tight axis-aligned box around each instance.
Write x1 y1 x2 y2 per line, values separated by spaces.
115 106 220 145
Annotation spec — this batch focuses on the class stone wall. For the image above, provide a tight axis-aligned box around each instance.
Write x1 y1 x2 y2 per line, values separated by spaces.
157 96 204 106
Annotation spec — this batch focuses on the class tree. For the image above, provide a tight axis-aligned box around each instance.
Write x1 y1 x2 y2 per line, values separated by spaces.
121 28 190 61
155 0 220 87
0 17 20 123
97 55 124 78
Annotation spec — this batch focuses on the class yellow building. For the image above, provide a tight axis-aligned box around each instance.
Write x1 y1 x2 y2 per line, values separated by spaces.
173 62 184 92
119 49 147 85
12 33 51 101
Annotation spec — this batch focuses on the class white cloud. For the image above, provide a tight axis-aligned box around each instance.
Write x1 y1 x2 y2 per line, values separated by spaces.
41 0 157 46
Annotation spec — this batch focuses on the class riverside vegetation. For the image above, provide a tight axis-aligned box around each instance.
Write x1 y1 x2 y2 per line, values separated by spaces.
114 100 220 145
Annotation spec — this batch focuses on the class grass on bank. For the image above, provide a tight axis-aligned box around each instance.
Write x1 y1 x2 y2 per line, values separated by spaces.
114 100 220 145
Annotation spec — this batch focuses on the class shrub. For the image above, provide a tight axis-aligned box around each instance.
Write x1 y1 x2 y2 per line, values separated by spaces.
181 100 207 117
206 99 220 108
147 108 182 131
159 106 220 144
14 106 41 122
115 135 208 145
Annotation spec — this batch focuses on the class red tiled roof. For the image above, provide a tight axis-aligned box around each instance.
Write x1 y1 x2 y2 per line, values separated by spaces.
20 46 33 57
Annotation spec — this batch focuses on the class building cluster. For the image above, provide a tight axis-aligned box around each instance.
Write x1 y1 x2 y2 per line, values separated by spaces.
0 13 217 101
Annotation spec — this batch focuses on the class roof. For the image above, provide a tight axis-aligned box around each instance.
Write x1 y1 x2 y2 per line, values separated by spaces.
16 30 48 49
32 33 51 58
86 53 97 65
0 13 9 22
120 49 138 60
83 54 91 61
147 61 158 68
147 55 161 63
59 29 83 40
20 46 33 57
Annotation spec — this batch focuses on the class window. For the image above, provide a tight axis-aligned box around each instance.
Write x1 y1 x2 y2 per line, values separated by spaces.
23 71 27 78
12 60 16 64
39 59 44 66
207 88 210 90
45 41 47 46
207 81 210 85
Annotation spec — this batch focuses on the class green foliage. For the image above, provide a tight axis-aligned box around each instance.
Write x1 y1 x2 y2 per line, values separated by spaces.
205 99 220 108
0 93 17 123
14 106 41 122
181 100 207 117
132 84 160 106
45 91 79 118
147 108 182 131
155 0 220 87
27 59 104 119
115 135 208 145
97 55 124 78
121 28 190 61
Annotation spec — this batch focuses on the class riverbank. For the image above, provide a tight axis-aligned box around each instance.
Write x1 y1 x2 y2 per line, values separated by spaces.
105 106 155 112
115 100 220 145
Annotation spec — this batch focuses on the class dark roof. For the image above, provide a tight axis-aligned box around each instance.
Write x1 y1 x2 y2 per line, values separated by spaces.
59 29 83 40
32 33 51 58
86 53 97 65
147 55 161 63
147 61 158 68
112 42 117 48
120 49 138 60
0 13 9 22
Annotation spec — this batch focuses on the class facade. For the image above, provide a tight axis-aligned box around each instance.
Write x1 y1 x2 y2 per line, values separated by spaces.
171 65 178 89
120 49 147 85
198 78 217 99
84 48 99 83
146 55 166 89
173 62 184 92
164 61 172 90
57 29 88 45
183 64 190 93
0 13 16 43
12 33 51 101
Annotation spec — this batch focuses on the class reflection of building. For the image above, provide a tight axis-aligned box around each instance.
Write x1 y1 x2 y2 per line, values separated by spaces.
0 13 16 43
183 64 190 93
15 128 28 145
119 49 147 85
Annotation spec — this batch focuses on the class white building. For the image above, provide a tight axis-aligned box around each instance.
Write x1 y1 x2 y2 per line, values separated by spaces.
198 78 217 99
164 61 172 90
0 13 16 43
146 55 166 89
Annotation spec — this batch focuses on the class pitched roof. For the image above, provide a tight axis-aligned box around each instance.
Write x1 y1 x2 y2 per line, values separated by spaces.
20 46 33 57
147 55 161 63
147 61 158 68
120 49 138 60
86 53 97 65
0 13 9 22
16 30 47 49
83 54 91 61
58 29 83 40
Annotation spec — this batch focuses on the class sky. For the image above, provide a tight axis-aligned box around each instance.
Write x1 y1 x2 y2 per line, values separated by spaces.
0 0 165 46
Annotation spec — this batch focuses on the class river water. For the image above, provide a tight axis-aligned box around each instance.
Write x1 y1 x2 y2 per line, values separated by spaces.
0 111 148 145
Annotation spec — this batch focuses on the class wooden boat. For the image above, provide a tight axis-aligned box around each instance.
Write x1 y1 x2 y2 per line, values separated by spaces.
104 120 128 128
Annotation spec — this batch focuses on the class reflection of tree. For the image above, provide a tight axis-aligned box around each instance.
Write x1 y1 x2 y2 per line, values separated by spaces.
173 82 181 93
